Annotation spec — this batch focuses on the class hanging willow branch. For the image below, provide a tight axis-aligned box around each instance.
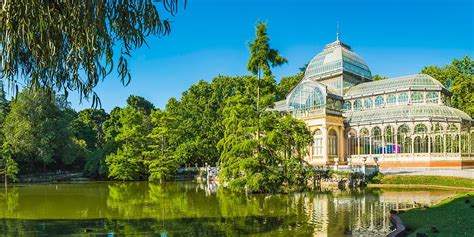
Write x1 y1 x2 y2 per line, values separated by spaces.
0 0 185 107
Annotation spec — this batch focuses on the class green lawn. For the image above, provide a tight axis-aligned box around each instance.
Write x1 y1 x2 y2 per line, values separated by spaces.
379 175 474 189
400 192 474 236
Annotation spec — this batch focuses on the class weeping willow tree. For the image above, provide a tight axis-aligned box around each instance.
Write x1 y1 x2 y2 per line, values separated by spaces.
0 0 185 106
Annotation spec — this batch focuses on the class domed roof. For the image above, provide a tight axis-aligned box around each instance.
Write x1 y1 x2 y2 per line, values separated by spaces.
304 39 372 80
344 74 448 98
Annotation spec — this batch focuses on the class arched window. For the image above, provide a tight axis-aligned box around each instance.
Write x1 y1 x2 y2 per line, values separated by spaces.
360 128 370 155
386 94 397 106
426 91 438 104
313 129 323 158
446 134 453 153
461 132 469 153
397 124 411 153
414 136 428 153
385 126 395 154
431 123 444 153
354 99 362 111
364 98 373 109
335 100 342 110
433 135 443 153
453 135 460 153
411 91 424 104
414 124 428 134
399 92 409 104
372 127 382 154
343 101 352 112
327 98 335 109
288 82 325 114
328 129 338 156
374 96 384 108
347 130 357 156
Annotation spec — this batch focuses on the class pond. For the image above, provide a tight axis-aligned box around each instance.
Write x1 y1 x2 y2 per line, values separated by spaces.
0 181 465 236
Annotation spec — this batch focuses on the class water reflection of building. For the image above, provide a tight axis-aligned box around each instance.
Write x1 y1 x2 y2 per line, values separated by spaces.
271 35 474 169
302 189 460 236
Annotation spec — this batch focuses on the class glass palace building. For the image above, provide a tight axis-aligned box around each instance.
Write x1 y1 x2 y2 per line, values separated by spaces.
272 38 474 169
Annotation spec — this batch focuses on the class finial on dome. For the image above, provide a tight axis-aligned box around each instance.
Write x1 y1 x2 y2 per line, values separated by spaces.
336 21 340 41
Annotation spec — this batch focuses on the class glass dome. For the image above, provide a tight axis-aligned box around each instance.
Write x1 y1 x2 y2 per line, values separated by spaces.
304 40 372 80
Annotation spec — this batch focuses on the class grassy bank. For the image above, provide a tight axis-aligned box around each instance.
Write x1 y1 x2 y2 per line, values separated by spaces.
400 192 474 236
370 174 474 189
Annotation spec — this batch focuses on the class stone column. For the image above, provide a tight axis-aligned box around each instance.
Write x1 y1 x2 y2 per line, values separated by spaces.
338 126 345 164
322 126 328 164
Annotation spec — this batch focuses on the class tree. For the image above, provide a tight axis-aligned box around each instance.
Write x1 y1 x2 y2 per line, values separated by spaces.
276 72 303 100
247 21 287 140
0 0 185 105
127 95 155 115
106 106 151 181
0 143 18 187
144 110 179 183
372 74 387 81
3 89 77 172
421 56 474 117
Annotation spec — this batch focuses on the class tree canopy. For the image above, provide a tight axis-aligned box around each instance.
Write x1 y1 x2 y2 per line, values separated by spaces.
0 0 185 106
421 56 473 117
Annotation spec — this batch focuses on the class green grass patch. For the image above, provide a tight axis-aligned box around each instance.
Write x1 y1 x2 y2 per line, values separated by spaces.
379 175 474 189
400 192 474 236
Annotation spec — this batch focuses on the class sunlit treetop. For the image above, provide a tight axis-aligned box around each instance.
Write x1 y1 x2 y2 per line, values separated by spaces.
0 0 185 107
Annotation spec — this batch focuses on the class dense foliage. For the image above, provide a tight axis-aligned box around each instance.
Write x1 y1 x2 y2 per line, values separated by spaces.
421 56 474 117
0 0 185 105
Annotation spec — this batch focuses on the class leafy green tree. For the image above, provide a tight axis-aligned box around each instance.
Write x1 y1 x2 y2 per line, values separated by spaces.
276 72 303 100
106 106 151 181
0 143 19 187
247 21 287 140
3 89 77 172
421 56 474 117
127 95 155 115
144 110 179 183
0 0 184 105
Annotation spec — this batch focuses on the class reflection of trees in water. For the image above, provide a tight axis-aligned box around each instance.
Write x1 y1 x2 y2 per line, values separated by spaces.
0 187 19 214
0 183 462 236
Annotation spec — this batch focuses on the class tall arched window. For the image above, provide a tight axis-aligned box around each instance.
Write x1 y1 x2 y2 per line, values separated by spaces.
399 92 409 104
372 127 382 155
397 124 411 153
414 124 428 153
411 91 424 104
374 96 384 108
347 130 357 156
446 134 453 153
343 101 352 112
387 94 397 106
354 99 362 111
364 98 373 109
461 131 469 153
432 123 444 153
360 128 370 155
328 129 338 156
313 129 323 158
453 135 460 153
385 126 395 154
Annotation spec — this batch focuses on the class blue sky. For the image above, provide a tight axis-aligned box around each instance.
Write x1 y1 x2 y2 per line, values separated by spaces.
69 0 473 112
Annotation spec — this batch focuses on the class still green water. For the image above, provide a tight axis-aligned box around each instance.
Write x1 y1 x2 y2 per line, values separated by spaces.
0 181 464 236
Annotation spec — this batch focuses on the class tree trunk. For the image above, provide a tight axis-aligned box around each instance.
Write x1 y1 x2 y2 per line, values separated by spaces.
4 173 7 190
256 68 260 141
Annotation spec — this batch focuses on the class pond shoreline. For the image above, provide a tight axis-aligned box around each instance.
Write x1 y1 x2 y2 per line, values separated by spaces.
367 183 474 191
